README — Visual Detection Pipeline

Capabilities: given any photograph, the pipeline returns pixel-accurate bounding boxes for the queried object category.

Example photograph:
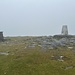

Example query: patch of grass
[0,37,75,75]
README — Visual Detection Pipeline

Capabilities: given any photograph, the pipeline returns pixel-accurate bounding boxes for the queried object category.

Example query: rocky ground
[7,35,75,46]
[1,35,75,50]
[0,36,75,75]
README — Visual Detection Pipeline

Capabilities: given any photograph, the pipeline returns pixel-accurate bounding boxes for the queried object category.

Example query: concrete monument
[53,25,73,38]
[61,25,68,35]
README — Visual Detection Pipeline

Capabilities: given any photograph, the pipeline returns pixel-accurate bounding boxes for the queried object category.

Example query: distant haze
[0,0,75,36]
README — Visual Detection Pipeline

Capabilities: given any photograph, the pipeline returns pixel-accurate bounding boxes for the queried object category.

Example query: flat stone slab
[0,52,9,55]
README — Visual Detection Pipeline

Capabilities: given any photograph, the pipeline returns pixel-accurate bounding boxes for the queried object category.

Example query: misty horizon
[0,0,75,36]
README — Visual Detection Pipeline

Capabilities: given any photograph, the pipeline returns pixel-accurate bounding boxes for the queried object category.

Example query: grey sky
[0,0,75,36]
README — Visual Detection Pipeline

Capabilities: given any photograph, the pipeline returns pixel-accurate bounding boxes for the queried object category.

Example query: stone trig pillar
[61,25,68,35]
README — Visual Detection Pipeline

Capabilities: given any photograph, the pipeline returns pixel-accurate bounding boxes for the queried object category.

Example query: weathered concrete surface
[61,25,68,35]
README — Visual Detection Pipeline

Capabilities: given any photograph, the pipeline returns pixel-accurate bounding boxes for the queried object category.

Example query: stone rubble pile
[25,36,75,49]
[1,36,75,50]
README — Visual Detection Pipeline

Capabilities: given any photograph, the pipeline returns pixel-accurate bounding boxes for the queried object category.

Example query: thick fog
[0,0,75,36]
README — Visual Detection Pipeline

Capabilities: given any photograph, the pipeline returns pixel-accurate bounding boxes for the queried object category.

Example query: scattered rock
[0,52,9,55]
[65,66,74,70]
[68,47,73,49]
[1,36,75,50]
